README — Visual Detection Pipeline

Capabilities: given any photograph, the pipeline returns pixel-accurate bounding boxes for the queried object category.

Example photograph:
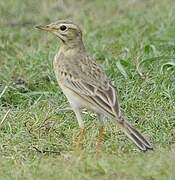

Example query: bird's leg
[96,114,105,153]
[76,127,85,149]
[73,108,85,149]
[96,126,105,153]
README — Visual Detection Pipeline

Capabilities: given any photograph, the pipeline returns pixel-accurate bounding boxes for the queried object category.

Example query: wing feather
[63,76,120,117]
[59,54,120,117]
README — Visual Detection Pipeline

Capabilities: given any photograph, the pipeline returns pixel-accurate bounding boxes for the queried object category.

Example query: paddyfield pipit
[36,20,153,151]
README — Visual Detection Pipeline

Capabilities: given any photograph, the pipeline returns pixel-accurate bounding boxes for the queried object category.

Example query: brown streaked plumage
[36,20,153,151]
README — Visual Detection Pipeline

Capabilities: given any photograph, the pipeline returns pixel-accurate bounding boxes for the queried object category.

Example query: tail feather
[118,117,153,151]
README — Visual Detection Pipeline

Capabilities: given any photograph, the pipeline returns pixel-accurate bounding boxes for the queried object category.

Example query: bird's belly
[58,82,102,114]
[59,82,82,108]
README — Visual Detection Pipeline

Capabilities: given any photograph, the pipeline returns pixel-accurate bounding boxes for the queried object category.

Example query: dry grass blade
[0,85,8,99]
[0,109,11,129]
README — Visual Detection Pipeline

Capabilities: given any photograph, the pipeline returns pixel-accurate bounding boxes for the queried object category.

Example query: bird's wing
[60,55,121,117]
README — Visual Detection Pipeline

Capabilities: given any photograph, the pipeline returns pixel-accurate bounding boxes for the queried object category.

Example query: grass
[0,0,175,179]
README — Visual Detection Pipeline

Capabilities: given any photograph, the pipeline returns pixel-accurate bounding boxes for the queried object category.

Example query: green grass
[0,0,175,179]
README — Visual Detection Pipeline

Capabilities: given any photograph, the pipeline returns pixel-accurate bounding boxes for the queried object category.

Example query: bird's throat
[60,39,85,54]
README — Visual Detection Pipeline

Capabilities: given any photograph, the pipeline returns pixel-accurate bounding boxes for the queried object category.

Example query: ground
[0,0,175,179]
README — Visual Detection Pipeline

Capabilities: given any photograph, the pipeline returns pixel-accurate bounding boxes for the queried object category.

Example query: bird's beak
[35,25,56,32]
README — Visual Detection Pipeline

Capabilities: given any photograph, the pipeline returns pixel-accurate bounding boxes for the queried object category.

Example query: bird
[36,20,153,152]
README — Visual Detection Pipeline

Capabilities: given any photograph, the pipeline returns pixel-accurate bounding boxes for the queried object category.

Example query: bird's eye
[60,25,67,31]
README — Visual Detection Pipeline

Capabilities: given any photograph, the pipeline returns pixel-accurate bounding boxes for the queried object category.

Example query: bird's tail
[117,117,153,151]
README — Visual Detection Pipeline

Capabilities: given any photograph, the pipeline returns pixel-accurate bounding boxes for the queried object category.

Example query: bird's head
[35,20,83,44]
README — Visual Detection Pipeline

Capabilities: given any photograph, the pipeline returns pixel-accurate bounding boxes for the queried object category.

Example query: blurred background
[0,0,175,179]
